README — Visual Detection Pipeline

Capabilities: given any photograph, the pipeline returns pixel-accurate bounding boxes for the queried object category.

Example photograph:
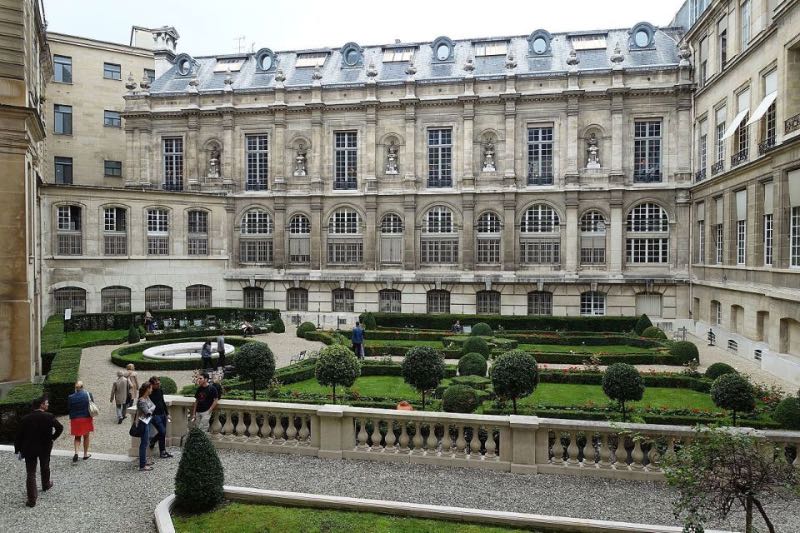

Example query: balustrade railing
[730,149,749,167]
[711,160,724,175]
[758,137,776,155]
[138,397,800,481]
[694,168,706,182]
[785,112,800,135]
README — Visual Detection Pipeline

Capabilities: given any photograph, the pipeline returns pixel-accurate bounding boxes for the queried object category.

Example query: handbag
[129,420,142,437]
[88,399,100,418]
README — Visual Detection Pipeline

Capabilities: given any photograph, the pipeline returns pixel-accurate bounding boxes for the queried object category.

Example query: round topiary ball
[641,326,667,340]
[461,336,490,357]
[157,376,177,395]
[360,312,377,330]
[470,322,492,337]
[669,341,700,364]
[705,362,737,380]
[458,352,487,377]
[296,321,317,339]
[271,315,286,333]
[442,384,480,413]
[711,373,755,424]
[773,397,800,430]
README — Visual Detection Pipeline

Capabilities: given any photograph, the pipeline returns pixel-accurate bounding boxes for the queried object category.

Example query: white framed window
[718,17,728,69]
[334,131,358,190]
[741,0,751,50]
[145,285,172,310]
[245,134,269,191]
[764,214,773,266]
[287,288,308,311]
[186,285,212,309]
[474,41,508,56]
[426,290,450,314]
[56,205,82,255]
[427,128,452,188]
[520,204,560,265]
[626,203,669,263]
[147,209,169,256]
[580,291,606,316]
[103,110,121,128]
[791,206,800,268]
[163,137,183,190]
[476,290,501,314]
[712,300,722,325]
[696,203,705,264]
[53,55,72,83]
[289,214,311,264]
[527,291,553,316]
[580,211,606,265]
[188,210,209,256]
[379,289,402,313]
[103,207,127,256]
[476,212,501,265]
[715,107,726,164]
[697,118,707,180]
[527,127,554,185]
[421,206,458,264]
[101,286,130,313]
[736,220,746,264]
[54,104,72,134]
[213,58,245,72]
[698,35,708,86]
[332,288,354,312]
[521,204,559,233]
[295,53,328,68]
[328,209,363,264]
[382,48,415,62]
[103,62,121,80]
[715,224,724,264]
[54,156,73,184]
[328,209,360,234]
[380,213,403,264]
[240,209,273,264]
[54,287,86,315]
[570,35,606,50]
[633,120,662,182]
[243,287,263,309]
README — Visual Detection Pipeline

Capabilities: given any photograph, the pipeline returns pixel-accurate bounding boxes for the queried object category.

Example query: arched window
[332,288,354,312]
[378,289,402,313]
[520,204,560,265]
[101,286,130,313]
[146,208,169,256]
[243,287,264,309]
[626,203,669,263]
[103,206,127,256]
[187,210,209,256]
[527,291,553,316]
[476,290,501,314]
[328,209,363,264]
[186,284,212,309]
[54,287,86,315]
[380,214,403,264]
[421,207,458,264]
[476,212,501,265]
[426,289,450,314]
[580,291,606,316]
[240,209,273,264]
[145,285,173,311]
[580,211,606,265]
[56,205,82,255]
[287,288,308,311]
[288,214,310,264]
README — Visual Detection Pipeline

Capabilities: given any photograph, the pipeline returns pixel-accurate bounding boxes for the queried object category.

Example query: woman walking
[67,381,94,463]
[134,382,155,472]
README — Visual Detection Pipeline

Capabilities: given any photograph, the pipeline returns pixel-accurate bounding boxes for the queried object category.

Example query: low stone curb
[0,444,132,463]
[154,487,735,533]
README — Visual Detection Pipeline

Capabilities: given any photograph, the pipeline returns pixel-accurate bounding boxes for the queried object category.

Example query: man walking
[191,372,218,432]
[147,377,173,458]
[14,396,63,507]
[352,320,365,359]
[216,334,226,370]
[109,370,128,424]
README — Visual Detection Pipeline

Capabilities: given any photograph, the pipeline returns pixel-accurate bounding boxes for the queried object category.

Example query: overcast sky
[44,0,686,56]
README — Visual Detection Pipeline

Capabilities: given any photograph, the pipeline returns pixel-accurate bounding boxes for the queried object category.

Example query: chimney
[152,26,180,78]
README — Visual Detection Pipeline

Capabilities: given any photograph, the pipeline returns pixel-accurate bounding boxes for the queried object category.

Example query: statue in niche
[586,133,601,169]
[482,137,496,172]
[385,141,399,174]
[294,143,307,176]
[208,145,221,178]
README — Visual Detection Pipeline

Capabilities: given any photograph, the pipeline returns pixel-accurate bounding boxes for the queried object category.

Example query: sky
[43,0,686,56]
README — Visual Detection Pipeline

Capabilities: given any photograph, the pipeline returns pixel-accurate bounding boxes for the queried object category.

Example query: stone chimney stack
[152,26,180,78]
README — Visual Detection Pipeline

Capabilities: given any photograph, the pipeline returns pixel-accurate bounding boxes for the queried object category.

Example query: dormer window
[570,34,606,50]
[174,53,194,76]
[432,36,454,62]
[630,22,656,49]
[383,47,415,62]
[340,43,363,67]
[296,53,328,68]
[213,57,245,73]
[474,41,507,57]
[255,48,276,72]
[528,30,552,55]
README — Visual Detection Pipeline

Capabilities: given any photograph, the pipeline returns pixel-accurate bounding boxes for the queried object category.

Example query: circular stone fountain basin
[142,342,235,361]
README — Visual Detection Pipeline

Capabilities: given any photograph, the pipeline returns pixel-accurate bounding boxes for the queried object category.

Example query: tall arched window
[146,208,169,256]
[520,204,560,265]
[287,287,308,311]
[288,214,310,264]
[145,285,173,310]
[101,286,131,312]
[240,208,273,264]
[421,206,458,264]
[380,213,403,264]
[186,284,212,308]
[476,212,501,265]
[56,205,82,255]
[580,291,606,316]
[580,210,606,265]
[527,291,553,315]
[54,287,86,315]
[426,289,450,314]
[187,210,209,256]
[103,206,127,256]
[626,203,669,263]
[476,290,501,314]
[243,287,264,309]
[328,208,362,264]
[378,289,402,313]
[332,288,354,312]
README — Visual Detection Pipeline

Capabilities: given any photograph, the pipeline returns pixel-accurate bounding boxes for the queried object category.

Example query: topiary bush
[360,312,377,330]
[315,343,360,403]
[235,341,276,400]
[641,326,667,340]
[401,346,445,411]
[271,315,286,333]
[490,349,539,414]
[711,373,755,425]
[296,321,317,339]
[442,384,480,413]
[174,427,224,513]
[773,396,800,430]
[157,376,177,395]
[705,362,737,380]
[458,352,487,377]
[127,324,140,344]
[669,341,700,364]
[461,336,490,358]
[634,314,653,336]
[470,322,492,337]
[602,363,645,422]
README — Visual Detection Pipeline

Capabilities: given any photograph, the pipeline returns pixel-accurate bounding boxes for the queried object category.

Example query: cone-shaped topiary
[641,326,667,340]
[602,363,645,422]
[442,384,480,413]
[360,312,377,330]
[705,362,737,380]
[296,321,316,338]
[271,315,285,333]
[490,349,539,414]
[458,352,488,377]
[461,336,490,357]
[773,396,800,430]
[634,314,653,335]
[158,376,177,394]
[711,373,755,426]
[669,341,700,364]
[470,322,492,337]
[235,341,276,400]
[401,346,445,411]
[127,324,140,344]
[315,343,360,403]
[174,427,224,513]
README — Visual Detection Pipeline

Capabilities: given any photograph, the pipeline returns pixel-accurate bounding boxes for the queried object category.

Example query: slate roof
[150,27,684,94]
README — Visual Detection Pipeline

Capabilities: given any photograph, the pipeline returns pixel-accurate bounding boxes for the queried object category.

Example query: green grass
[283,375,419,398]
[364,339,442,347]
[62,329,128,347]
[518,343,655,354]
[172,502,535,533]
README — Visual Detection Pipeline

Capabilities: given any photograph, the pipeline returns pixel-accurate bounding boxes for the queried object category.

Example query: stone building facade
[0,0,49,387]
[41,24,695,325]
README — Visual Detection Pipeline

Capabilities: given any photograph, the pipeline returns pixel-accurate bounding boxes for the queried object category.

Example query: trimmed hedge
[442,385,480,413]
[44,347,83,415]
[773,397,800,430]
[41,316,65,373]
[0,383,45,442]
[539,370,712,392]
[458,353,487,377]
[297,322,317,339]
[63,307,281,332]
[470,323,492,336]
[369,313,639,332]
[504,334,662,349]
[669,341,700,364]
[461,337,490,357]
[641,326,667,340]
[705,362,737,380]
[158,376,178,395]
[145,328,267,342]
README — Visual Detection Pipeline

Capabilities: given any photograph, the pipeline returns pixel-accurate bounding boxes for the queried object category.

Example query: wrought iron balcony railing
[711,160,724,176]
[730,149,749,167]
[695,168,706,182]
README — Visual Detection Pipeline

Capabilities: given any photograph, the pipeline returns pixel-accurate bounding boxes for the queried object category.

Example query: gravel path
[2,448,798,533]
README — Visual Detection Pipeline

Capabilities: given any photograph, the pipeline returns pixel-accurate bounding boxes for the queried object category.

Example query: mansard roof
[150,26,684,94]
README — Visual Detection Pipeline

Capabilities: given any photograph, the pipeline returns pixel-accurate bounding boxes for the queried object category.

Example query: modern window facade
[53,54,72,83]
[633,120,662,182]
[427,128,452,187]
[334,131,358,190]
[187,210,209,256]
[245,134,269,190]
[54,104,72,134]
[54,156,73,184]
[104,110,121,128]
[527,126,554,185]
[104,160,122,177]
[103,62,121,80]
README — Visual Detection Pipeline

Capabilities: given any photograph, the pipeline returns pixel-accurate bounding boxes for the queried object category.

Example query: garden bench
[289,350,307,365]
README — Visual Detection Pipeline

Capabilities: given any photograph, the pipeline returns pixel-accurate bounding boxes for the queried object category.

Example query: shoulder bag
[87,392,100,418]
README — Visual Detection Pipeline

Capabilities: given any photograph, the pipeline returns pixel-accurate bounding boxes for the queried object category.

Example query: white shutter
[736,190,747,221]
[636,294,662,318]
[790,169,800,207]
[697,201,705,221]
[716,197,724,222]
[763,183,774,215]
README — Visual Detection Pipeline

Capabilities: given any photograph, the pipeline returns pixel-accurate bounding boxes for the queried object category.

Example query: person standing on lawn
[147,377,173,459]
[351,321,365,359]
[14,396,63,507]
[109,370,129,424]
[216,334,226,370]
[191,372,218,432]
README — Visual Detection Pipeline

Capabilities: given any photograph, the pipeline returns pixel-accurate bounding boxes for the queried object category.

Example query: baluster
[384,420,396,452]
[647,438,660,471]
[566,431,580,466]
[209,411,223,440]
[398,422,410,452]
[663,437,676,464]
[440,424,452,455]
[272,412,285,443]
[484,426,497,459]
[262,413,274,442]
[791,442,799,468]
[613,434,627,468]
[371,418,383,451]
[551,431,564,465]
[356,417,369,450]
[285,413,298,444]
[598,433,611,468]
[467,425,480,458]
[631,438,645,470]
[411,421,424,454]
[235,411,248,442]
[582,432,594,467]
[247,411,260,441]
[425,423,438,455]
[455,425,467,458]
[298,415,310,445]
[221,411,235,440]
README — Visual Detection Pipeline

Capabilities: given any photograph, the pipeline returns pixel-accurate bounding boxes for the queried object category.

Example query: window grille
[427,128,452,187]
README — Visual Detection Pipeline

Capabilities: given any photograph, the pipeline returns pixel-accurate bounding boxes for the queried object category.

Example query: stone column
[364,104,377,192]
[139,128,152,186]
[609,194,624,275]
[502,95,517,187]
[273,197,286,269]
[272,107,286,191]
[311,106,323,193]
[461,193,474,270]
[310,198,322,270]
[364,196,377,269]
[565,194,578,273]
[461,98,475,188]
[503,192,516,270]
[403,194,416,269]
[610,90,625,183]
[675,95,692,182]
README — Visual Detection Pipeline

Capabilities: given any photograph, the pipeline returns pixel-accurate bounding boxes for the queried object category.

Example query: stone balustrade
[132,396,800,481]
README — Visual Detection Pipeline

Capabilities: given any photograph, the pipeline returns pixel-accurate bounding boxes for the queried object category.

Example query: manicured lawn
[283,375,419,398]
[172,502,534,533]
[518,343,655,354]
[62,329,128,347]
[364,339,442,347]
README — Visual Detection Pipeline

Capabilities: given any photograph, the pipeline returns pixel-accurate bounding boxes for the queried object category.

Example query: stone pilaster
[273,197,286,269]
[403,194,416,269]
[565,193,579,273]
[609,192,624,275]
[310,197,322,270]
[461,193,474,270]
[503,192,516,270]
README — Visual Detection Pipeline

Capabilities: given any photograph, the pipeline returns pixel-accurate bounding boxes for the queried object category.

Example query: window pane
[246,134,269,190]
[633,120,662,182]
[53,55,72,83]
[104,160,122,177]
[527,127,554,185]
[427,129,452,187]
[334,131,358,190]
[103,62,121,80]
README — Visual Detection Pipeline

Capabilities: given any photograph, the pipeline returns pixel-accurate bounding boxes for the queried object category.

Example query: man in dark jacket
[147,377,173,458]
[14,396,63,507]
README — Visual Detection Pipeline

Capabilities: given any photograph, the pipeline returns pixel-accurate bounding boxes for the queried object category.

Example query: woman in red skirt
[67,381,94,463]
